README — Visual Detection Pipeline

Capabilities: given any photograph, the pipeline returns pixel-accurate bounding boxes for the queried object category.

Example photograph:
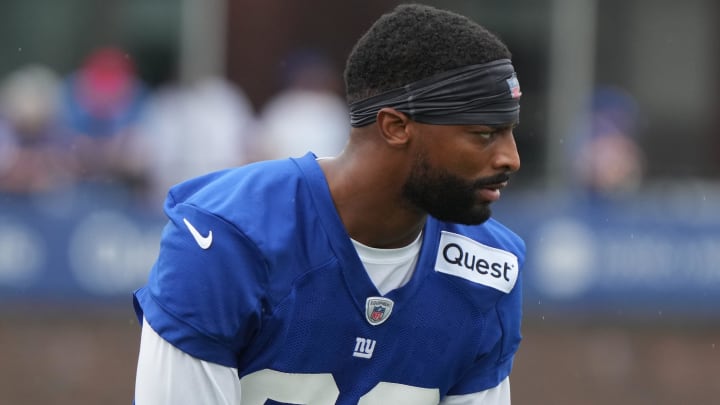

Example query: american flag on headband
[506,75,522,99]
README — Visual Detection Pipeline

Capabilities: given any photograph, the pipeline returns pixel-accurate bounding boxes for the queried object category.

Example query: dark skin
[319,107,521,249]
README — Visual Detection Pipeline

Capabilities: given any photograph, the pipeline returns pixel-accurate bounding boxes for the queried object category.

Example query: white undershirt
[134,234,511,404]
[351,231,423,295]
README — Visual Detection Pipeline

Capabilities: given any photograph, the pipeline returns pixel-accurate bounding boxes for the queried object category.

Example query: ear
[376,107,411,147]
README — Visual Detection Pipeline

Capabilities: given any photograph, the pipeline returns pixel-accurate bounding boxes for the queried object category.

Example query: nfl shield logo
[365,297,394,326]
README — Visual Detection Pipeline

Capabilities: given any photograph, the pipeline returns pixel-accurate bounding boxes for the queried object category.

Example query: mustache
[472,172,511,188]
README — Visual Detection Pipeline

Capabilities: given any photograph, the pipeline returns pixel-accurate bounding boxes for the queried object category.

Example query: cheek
[414,127,489,176]
[439,141,491,177]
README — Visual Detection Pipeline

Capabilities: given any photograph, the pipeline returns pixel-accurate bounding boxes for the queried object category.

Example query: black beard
[401,155,509,225]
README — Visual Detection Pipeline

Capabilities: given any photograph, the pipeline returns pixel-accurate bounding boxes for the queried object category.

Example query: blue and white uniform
[133,152,526,404]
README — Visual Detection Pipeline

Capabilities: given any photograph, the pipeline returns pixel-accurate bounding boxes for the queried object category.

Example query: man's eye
[474,132,494,139]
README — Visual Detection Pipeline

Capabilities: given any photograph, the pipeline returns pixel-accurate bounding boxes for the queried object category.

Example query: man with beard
[133,3,525,404]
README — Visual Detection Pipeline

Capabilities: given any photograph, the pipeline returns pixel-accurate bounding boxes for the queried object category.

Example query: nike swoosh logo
[183,218,213,249]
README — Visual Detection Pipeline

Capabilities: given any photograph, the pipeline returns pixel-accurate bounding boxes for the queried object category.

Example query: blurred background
[0,0,718,404]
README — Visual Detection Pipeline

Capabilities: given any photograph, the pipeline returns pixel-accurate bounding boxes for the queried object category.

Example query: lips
[476,181,507,203]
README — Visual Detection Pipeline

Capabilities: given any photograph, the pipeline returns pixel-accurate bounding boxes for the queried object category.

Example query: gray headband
[349,59,521,127]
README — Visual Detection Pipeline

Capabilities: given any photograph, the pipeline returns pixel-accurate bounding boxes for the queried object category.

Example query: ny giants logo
[352,337,377,359]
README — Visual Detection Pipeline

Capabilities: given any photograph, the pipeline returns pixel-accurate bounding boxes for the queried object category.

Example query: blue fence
[495,185,720,319]
[0,185,165,303]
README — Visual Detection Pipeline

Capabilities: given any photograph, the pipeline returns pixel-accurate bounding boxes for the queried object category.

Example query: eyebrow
[479,123,519,131]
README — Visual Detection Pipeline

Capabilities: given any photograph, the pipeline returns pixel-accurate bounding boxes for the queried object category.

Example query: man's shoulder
[162,156,321,231]
[161,154,332,264]
[167,157,303,212]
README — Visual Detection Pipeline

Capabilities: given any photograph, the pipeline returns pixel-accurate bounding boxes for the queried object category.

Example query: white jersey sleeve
[134,317,242,405]
[440,377,510,405]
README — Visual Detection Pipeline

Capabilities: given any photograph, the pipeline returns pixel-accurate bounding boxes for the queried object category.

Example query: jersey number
[240,369,440,405]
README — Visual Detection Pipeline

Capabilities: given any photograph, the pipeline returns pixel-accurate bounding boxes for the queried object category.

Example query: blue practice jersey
[134,152,526,404]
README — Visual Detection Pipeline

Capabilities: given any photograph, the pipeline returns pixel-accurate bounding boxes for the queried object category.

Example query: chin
[432,205,492,225]
[455,214,492,226]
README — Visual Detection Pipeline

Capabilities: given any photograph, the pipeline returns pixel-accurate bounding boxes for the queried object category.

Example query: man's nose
[492,131,521,173]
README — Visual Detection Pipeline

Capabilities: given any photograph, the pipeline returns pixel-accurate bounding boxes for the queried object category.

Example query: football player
[134,3,525,404]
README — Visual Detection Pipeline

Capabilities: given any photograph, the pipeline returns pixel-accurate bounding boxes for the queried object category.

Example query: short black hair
[344,3,511,104]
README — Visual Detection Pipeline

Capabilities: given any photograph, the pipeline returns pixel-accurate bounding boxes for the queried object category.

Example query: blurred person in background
[134,4,525,404]
[59,46,150,195]
[137,76,257,210]
[0,64,77,193]
[570,85,645,198]
[253,48,349,159]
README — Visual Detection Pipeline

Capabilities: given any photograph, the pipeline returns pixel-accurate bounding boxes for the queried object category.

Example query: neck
[319,142,426,249]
